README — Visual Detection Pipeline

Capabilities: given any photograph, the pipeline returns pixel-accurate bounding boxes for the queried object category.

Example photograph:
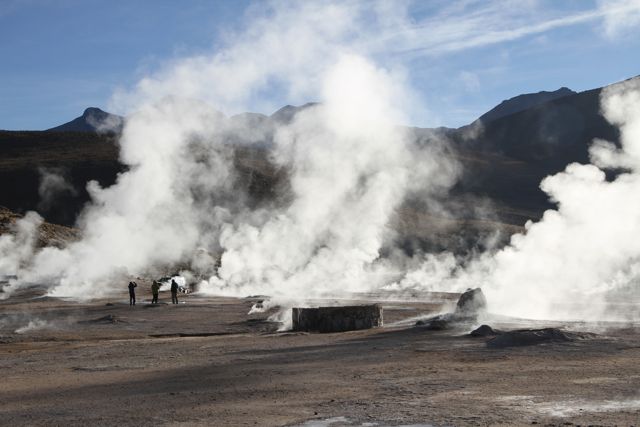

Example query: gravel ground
[1,287,639,426]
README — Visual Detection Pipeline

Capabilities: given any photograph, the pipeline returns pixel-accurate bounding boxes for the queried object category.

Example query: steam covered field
[2,286,640,426]
[2,2,640,426]
[3,2,640,324]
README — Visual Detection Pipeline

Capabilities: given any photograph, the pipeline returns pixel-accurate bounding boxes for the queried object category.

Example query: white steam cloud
[0,1,639,325]
[486,78,640,321]
[204,55,445,299]
[0,212,43,297]
[395,77,640,322]
[37,167,77,212]
[0,2,456,303]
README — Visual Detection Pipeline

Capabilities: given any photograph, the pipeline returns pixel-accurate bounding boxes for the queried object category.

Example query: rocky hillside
[0,206,77,248]
[47,107,124,133]
[1,76,636,253]
[477,87,576,124]
[0,130,122,225]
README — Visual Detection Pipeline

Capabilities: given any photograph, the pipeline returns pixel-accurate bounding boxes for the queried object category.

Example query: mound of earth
[416,288,488,330]
[455,288,487,317]
[470,324,502,337]
[415,317,450,330]
[82,314,121,324]
[0,206,77,248]
[487,328,594,348]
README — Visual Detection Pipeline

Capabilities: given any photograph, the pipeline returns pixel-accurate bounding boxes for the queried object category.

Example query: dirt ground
[1,286,639,426]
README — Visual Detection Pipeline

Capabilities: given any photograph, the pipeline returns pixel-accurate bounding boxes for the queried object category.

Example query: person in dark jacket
[151,280,160,304]
[128,281,137,306]
[170,279,179,304]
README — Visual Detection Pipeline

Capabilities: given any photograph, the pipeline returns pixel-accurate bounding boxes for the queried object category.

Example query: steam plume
[0,2,457,302]
[396,77,640,322]
[1,2,638,326]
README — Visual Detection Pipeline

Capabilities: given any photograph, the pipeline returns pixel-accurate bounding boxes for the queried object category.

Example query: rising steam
[395,77,640,322]
[0,2,456,302]
[0,2,639,325]
[204,55,446,299]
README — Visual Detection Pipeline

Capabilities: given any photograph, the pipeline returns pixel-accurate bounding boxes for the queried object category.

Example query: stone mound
[455,288,487,317]
[470,324,502,337]
[487,328,591,348]
[415,288,487,330]
[416,317,450,330]
[86,314,119,324]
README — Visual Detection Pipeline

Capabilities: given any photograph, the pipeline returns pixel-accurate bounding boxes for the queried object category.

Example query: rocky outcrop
[416,288,487,330]
[455,288,487,317]
[46,107,124,133]
[470,324,501,337]
[0,206,77,248]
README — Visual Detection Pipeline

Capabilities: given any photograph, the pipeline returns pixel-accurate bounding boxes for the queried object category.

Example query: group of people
[128,279,181,306]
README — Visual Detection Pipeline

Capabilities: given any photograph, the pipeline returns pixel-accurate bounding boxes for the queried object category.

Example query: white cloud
[599,0,640,39]
[458,71,481,92]
[1,1,460,302]
[364,0,640,58]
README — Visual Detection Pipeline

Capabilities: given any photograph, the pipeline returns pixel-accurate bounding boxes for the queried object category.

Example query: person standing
[151,280,160,304]
[170,279,179,304]
[128,281,137,306]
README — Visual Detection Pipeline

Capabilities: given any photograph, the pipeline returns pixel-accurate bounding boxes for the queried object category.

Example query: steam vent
[292,304,383,333]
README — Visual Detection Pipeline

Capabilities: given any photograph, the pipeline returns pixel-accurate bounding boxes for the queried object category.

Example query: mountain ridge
[36,86,596,135]
[46,107,124,133]
[476,87,576,124]
[0,76,637,254]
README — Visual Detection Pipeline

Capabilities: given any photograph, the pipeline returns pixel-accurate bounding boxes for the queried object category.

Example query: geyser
[395,77,640,323]
[0,2,458,304]
[0,2,638,328]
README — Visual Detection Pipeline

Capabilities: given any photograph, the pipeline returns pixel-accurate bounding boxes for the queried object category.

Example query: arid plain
[1,286,639,426]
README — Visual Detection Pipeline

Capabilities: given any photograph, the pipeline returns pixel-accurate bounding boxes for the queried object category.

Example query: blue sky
[1,0,639,130]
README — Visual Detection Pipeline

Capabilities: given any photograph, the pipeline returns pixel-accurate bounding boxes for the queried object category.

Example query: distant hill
[0,130,122,225]
[46,107,124,133]
[0,206,77,248]
[270,102,319,124]
[444,82,624,221]
[1,77,637,254]
[477,87,576,124]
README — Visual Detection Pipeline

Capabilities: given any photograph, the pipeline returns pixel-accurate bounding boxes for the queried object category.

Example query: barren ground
[1,286,639,426]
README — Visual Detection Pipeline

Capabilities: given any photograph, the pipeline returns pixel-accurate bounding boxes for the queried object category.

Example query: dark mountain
[0,130,122,225]
[444,82,624,225]
[270,102,319,124]
[46,107,124,133]
[230,112,269,127]
[477,87,576,124]
[461,87,617,162]
[0,77,635,253]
